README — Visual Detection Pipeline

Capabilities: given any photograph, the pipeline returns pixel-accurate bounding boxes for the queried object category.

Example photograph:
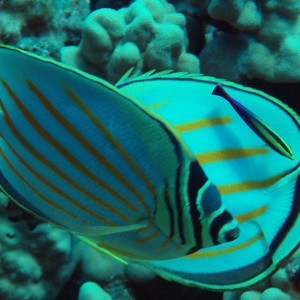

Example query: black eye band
[209,210,233,245]
[186,161,208,249]
[187,160,207,202]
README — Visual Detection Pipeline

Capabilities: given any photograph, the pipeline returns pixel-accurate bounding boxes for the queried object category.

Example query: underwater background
[0,0,300,299]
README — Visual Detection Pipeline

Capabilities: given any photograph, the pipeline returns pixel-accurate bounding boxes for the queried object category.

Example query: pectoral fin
[72,219,148,236]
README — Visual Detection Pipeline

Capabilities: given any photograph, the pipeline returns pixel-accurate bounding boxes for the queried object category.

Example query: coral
[0,193,79,300]
[189,0,300,83]
[78,243,156,299]
[223,248,300,300]
[61,0,200,82]
[284,249,300,294]
[79,243,125,282]
[78,282,112,300]
[224,288,291,300]
[0,0,89,59]
[125,264,156,283]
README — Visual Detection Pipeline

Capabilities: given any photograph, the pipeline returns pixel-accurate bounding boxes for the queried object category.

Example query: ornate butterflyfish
[1,44,299,291]
[0,44,239,264]
[117,70,300,290]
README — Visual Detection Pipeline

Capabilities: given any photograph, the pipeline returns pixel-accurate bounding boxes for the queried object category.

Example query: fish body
[0,45,238,261]
[0,44,299,290]
[117,70,300,290]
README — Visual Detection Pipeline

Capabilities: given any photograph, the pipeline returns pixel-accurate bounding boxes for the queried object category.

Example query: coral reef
[0,1,300,299]
[77,243,157,299]
[188,0,300,83]
[0,0,89,58]
[0,193,79,300]
[61,0,200,82]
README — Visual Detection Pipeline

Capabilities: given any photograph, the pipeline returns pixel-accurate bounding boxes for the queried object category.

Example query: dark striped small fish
[212,84,294,160]
[0,44,238,264]
[117,70,300,290]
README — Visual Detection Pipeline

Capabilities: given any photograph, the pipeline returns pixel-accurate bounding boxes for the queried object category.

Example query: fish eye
[223,226,240,242]
[217,219,240,244]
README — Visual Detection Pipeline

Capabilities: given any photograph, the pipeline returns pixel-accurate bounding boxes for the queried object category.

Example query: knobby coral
[62,0,200,82]
[0,193,79,300]
[188,0,300,83]
[0,0,89,59]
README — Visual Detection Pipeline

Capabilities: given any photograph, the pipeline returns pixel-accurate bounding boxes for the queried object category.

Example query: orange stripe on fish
[136,227,161,244]
[0,80,131,223]
[159,235,174,249]
[236,205,269,223]
[1,135,117,226]
[186,233,264,259]
[218,171,291,195]
[63,86,155,216]
[1,149,77,219]
[26,79,140,214]
[197,148,270,164]
[137,218,155,232]
[175,117,232,133]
